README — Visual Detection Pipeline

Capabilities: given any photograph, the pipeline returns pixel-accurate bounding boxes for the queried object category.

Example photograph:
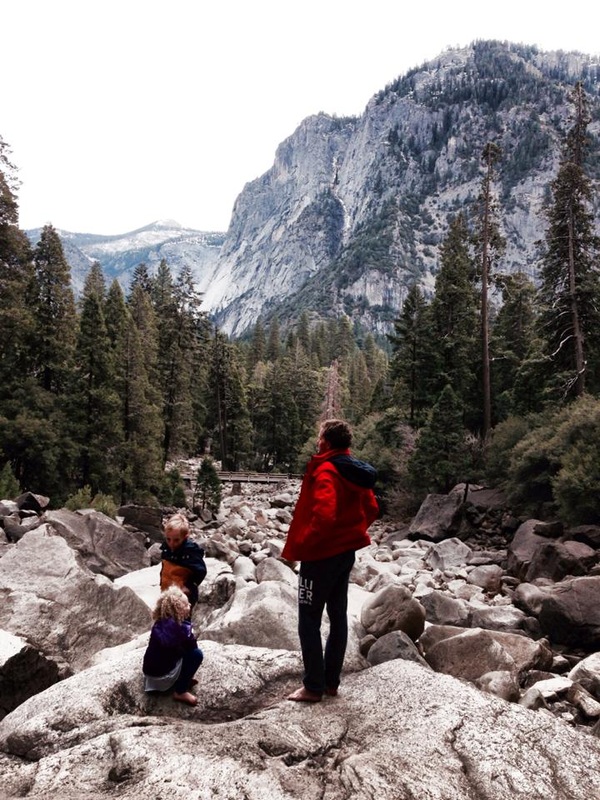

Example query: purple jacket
[142,617,197,677]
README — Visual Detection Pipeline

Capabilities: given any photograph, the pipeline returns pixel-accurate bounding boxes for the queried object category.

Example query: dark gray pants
[298,550,355,694]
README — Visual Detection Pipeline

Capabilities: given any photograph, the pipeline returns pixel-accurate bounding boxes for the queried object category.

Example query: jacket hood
[328,454,377,488]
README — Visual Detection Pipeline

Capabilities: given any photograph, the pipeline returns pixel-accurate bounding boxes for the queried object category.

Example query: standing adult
[282,419,379,702]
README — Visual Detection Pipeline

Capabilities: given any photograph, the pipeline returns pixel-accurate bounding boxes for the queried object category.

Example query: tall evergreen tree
[247,319,267,371]
[408,384,470,494]
[7,224,79,498]
[152,259,182,463]
[172,264,210,458]
[389,283,432,426]
[31,225,77,393]
[207,331,252,469]
[474,142,505,438]
[0,154,35,493]
[490,272,536,419]
[120,283,163,502]
[71,262,122,495]
[128,262,153,298]
[429,215,479,427]
[297,311,311,355]
[310,322,330,367]
[536,82,600,400]
[266,318,281,362]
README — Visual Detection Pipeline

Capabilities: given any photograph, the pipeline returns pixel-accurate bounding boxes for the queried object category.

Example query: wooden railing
[216,471,301,483]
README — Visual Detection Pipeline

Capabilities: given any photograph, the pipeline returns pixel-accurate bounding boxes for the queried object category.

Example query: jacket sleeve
[181,620,198,650]
[186,544,207,586]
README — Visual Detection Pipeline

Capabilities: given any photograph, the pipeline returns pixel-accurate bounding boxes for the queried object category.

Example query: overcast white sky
[2,0,599,235]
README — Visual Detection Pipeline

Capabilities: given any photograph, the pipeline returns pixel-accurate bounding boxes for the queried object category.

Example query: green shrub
[506,395,600,523]
[91,492,118,518]
[485,415,535,485]
[65,485,93,511]
[64,485,117,517]
[157,468,188,508]
[0,462,20,500]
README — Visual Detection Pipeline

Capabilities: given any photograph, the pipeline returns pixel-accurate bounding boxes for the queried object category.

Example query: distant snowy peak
[150,219,183,230]
[26,220,226,297]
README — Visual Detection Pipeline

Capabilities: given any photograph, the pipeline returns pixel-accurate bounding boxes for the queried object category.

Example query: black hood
[328,454,377,488]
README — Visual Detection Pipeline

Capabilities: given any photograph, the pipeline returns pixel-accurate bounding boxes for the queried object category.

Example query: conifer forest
[1,81,600,525]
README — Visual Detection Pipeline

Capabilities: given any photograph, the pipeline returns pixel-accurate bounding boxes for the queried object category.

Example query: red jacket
[282,448,379,562]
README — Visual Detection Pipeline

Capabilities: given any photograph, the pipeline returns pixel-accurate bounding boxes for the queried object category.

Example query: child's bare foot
[173,691,197,706]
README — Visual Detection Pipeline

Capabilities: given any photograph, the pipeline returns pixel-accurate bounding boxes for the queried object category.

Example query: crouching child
[143,585,203,706]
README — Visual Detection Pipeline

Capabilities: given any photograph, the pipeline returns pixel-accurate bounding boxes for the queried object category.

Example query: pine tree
[153,259,184,463]
[389,283,432,426]
[474,142,505,438]
[120,284,163,502]
[347,349,371,422]
[363,333,388,389]
[247,319,267,371]
[408,384,470,494]
[31,224,77,394]
[429,215,479,427]
[264,354,302,469]
[490,272,536,419]
[128,262,153,298]
[297,311,311,355]
[194,457,222,514]
[71,262,122,495]
[333,315,354,362]
[173,265,211,457]
[0,137,35,412]
[310,322,330,367]
[536,82,600,400]
[207,331,252,469]
[7,224,79,498]
[266,318,281,362]
[323,359,344,419]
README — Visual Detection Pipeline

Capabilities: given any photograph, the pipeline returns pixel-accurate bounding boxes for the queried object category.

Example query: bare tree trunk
[568,204,586,395]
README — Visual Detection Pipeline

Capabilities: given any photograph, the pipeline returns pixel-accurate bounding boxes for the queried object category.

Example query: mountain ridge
[26,220,225,296]
[30,40,600,333]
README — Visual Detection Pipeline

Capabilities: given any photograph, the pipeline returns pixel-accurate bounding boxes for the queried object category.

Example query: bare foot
[173,691,197,706]
[287,686,322,702]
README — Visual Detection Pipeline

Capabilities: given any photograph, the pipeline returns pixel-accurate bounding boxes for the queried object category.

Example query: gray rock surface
[360,583,425,641]
[0,630,60,719]
[0,526,152,673]
[43,508,150,578]
[537,575,600,648]
[408,492,464,541]
[2,655,600,799]
[366,629,429,668]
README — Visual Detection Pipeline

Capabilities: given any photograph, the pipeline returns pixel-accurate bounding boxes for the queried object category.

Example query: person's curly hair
[152,585,190,623]
[320,418,352,449]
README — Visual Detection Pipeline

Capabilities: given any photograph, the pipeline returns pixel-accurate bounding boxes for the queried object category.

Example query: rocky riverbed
[2,480,600,798]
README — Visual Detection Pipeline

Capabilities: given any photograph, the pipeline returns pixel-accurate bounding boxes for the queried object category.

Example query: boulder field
[2,481,600,798]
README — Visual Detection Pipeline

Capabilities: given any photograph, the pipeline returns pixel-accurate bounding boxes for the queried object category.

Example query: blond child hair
[164,512,190,536]
[152,585,190,624]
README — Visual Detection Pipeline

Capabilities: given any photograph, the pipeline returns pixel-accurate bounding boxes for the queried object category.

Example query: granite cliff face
[202,41,600,335]
[36,42,600,337]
